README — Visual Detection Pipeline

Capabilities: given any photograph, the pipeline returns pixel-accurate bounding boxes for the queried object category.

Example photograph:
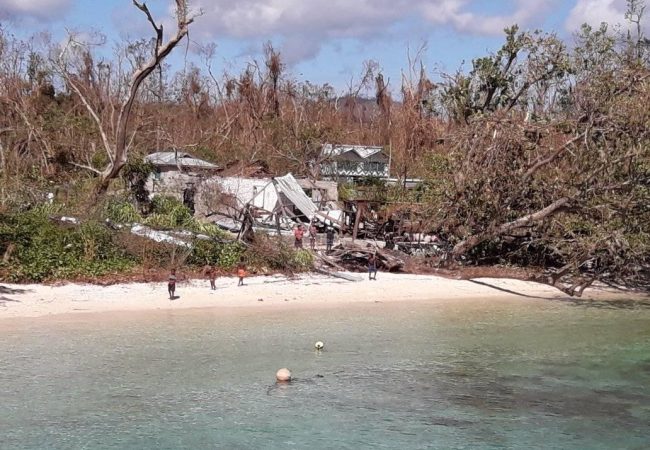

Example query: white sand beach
[1,273,644,320]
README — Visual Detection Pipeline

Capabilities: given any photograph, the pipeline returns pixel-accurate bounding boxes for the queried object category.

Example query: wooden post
[352,201,364,241]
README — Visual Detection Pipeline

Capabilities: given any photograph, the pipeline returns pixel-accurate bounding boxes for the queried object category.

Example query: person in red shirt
[237,259,247,286]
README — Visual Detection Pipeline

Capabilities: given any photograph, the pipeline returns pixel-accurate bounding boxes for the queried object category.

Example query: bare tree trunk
[60,0,198,197]
[452,197,571,257]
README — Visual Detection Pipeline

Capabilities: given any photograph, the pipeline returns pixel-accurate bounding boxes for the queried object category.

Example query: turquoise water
[1,297,649,449]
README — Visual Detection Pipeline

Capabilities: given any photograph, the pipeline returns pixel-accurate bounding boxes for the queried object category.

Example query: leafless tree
[55,0,199,195]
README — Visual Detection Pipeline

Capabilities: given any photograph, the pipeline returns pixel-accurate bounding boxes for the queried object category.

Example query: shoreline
[0,273,646,321]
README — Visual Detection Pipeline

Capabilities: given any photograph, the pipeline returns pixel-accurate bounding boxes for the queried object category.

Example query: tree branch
[523,131,586,180]
[65,76,115,164]
[453,197,571,256]
[70,161,103,175]
[133,1,163,52]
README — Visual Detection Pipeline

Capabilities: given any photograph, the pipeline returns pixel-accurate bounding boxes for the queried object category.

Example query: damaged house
[197,174,342,235]
[144,151,220,213]
[143,151,340,234]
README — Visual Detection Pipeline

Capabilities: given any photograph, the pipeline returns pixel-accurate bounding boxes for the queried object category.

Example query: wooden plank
[314,267,363,282]
[316,253,347,272]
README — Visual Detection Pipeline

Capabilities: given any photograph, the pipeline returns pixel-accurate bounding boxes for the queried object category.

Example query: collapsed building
[143,151,342,236]
[142,146,438,253]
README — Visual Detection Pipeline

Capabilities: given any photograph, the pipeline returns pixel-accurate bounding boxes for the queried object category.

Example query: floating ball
[315,341,324,350]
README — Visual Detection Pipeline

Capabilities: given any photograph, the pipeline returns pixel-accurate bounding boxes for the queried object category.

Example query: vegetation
[0,207,134,282]
[0,1,648,294]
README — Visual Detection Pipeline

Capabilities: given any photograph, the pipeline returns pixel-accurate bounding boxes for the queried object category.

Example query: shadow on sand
[468,279,557,300]
[0,285,31,305]
[0,286,30,295]
[468,279,650,310]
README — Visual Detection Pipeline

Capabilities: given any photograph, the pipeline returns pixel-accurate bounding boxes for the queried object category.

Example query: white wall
[148,171,336,218]
[202,177,278,211]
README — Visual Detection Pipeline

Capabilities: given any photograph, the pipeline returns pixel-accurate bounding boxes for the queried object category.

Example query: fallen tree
[422,19,650,296]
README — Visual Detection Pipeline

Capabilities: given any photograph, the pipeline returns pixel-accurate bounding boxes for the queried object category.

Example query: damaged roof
[321,144,386,160]
[144,151,219,170]
[274,173,318,219]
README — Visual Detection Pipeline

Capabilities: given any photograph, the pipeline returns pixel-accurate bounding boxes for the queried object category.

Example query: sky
[0,0,641,91]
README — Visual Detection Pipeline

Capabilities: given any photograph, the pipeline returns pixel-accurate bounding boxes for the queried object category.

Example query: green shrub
[219,242,245,268]
[144,195,227,238]
[147,196,193,228]
[292,249,314,270]
[244,235,314,273]
[142,213,178,230]
[0,208,134,282]
[187,239,245,269]
[105,198,142,223]
[188,220,226,238]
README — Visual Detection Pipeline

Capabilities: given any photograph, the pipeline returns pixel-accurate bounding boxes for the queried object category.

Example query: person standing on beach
[326,227,335,253]
[237,259,247,286]
[168,268,177,299]
[294,224,305,249]
[367,254,378,281]
[309,221,318,251]
[204,264,217,290]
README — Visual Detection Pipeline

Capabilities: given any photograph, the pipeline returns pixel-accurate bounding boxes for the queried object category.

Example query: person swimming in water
[265,374,324,395]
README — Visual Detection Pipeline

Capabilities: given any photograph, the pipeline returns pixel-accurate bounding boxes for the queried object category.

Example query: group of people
[166,221,380,299]
[293,222,337,253]
[291,220,379,281]
[167,259,248,299]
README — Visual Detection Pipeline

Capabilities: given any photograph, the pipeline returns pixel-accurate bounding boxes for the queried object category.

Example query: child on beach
[293,224,304,249]
[168,268,177,299]
[237,260,247,286]
[367,254,378,281]
[204,264,217,290]
[309,222,318,251]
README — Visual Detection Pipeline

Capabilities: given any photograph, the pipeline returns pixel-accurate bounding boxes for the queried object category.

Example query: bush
[292,249,314,270]
[105,198,142,223]
[0,208,134,282]
[143,195,227,238]
[155,196,193,226]
[244,234,314,273]
[187,239,245,269]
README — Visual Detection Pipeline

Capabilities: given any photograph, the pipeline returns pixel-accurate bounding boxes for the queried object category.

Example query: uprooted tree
[423,12,649,295]
[54,0,198,195]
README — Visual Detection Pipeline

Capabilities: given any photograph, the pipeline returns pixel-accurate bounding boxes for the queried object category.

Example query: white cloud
[0,0,72,21]
[188,0,556,62]
[565,0,634,31]
[421,0,555,35]
[189,0,410,40]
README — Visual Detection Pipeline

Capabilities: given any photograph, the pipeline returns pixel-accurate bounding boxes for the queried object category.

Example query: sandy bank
[0,273,644,320]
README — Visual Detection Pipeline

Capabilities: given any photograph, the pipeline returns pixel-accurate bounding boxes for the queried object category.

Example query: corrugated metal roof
[144,151,219,169]
[322,144,385,160]
[273,173,318,219]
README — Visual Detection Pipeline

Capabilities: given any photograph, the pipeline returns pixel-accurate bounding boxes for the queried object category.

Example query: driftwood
[313,253,364,281]
[314,267,363,282]
[322,242,405,272]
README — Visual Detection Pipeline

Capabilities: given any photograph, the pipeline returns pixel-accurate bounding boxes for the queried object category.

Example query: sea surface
[1,295,649,449]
